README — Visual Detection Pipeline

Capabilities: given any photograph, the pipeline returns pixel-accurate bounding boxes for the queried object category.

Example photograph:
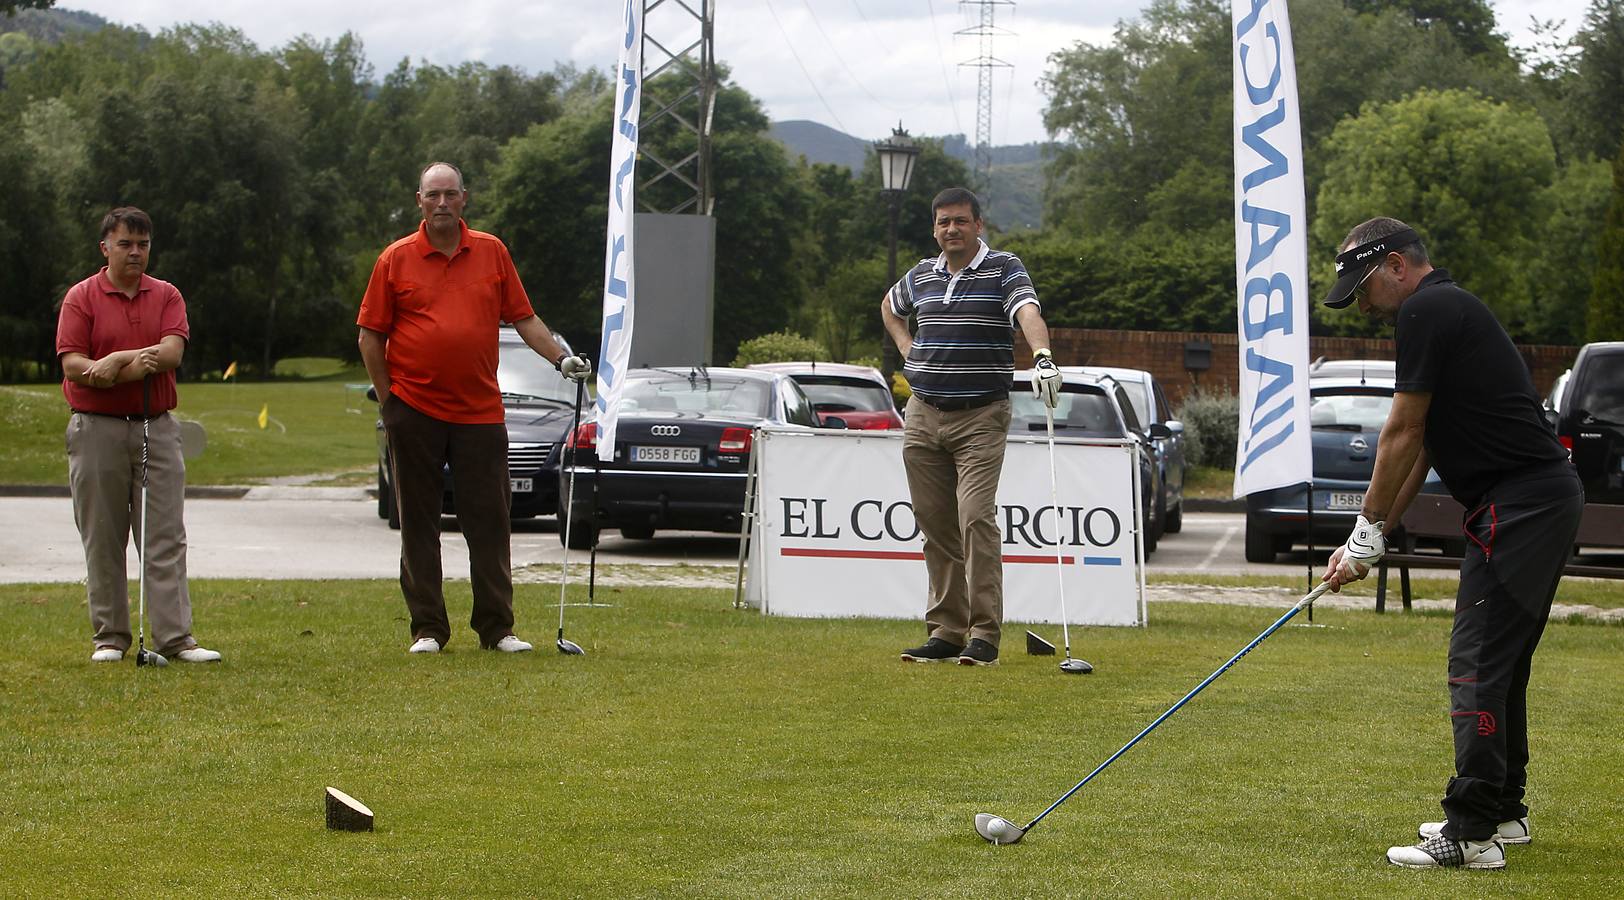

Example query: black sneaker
[901,637,964,662]
[958,638,999,666]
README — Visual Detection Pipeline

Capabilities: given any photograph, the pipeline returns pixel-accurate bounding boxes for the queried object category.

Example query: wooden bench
[1374,495,1624,612]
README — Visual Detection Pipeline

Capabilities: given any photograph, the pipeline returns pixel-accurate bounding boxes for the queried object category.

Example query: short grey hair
[418,161,466,192]
[1342,216,1428,265]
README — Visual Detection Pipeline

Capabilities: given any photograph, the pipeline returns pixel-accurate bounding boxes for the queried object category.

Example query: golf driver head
[974,813,1027,845]
[1060,657,1093,675]
[135,649,167,668]
[556,637,585,656]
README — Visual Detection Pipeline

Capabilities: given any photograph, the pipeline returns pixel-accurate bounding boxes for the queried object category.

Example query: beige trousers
[66,411,195,654]
[902,397,1010,648]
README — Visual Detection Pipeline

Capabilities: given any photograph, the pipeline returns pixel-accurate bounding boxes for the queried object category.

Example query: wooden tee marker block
[1025,631,1056,656]
[325,786,374,832]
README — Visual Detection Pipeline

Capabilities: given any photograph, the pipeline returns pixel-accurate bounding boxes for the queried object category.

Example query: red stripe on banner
[780,548,1075,564]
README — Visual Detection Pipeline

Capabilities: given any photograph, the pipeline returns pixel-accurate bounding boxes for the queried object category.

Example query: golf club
[974,580,1334,845]
[555,374,587,656]
[1043,404,1091,675]
[134,377,166,668]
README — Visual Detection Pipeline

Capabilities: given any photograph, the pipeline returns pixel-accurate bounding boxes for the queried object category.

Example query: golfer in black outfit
[1319,217,1583,871]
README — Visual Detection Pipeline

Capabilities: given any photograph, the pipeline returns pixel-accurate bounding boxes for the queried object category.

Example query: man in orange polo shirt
[358,162,589,655]
[55,206,221,664]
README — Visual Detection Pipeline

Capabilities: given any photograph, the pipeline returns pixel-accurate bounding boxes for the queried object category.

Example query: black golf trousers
[382,394,516,648]
[1440,462,1584,841]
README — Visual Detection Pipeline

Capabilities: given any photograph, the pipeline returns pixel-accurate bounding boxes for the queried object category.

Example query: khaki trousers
[902,397,1010,648]
[381,395,515,648]
[66,411,195,654]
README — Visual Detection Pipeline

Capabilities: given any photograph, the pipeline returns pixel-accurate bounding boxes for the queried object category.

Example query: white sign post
[744,428,1146,627]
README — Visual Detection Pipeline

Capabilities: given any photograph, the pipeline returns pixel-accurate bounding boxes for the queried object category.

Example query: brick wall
[1016,328,1579,409]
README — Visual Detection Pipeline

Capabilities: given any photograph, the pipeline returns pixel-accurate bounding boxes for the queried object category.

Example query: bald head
[418,162,464,193]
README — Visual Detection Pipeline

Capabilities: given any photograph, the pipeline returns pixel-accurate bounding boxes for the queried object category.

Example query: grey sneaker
[90,646,124,663]
[1419,816,1529,845]
[901,637,963,662]
[1387,834,1505,869]
[958,638,999,666]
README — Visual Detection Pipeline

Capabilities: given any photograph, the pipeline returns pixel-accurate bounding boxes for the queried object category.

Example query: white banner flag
[595,0,643,461]
[1231,0,1312,498]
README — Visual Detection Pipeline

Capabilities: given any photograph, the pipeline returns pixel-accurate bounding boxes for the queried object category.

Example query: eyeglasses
[1351,263,1380,305]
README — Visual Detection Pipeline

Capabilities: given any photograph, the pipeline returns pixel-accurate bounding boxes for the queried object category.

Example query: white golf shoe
[1387,834,1505,869]
[408,637,442,654]
[1419,816,1530,845]
[490,635,533,653]
[174,646,222,663]
[90,646,124,663]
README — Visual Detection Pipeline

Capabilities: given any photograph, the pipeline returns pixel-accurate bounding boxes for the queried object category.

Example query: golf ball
[987,818,1007,838]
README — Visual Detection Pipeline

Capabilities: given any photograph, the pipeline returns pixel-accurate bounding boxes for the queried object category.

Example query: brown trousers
[901,397,1010,648]
[381,395,515,647]
[66,411,196,654]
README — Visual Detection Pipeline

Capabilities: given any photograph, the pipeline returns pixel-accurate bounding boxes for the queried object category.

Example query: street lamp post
[875,125,920,382]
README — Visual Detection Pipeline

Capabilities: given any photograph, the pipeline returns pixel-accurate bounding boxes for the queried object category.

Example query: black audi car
[556,367,831,548]
[375,328,576,528]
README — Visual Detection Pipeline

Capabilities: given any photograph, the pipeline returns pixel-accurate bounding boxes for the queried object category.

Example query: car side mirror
[366,386,379,403]
[1166,419,1184,434]
[822,416,849,430]
[1147,423,1173,440]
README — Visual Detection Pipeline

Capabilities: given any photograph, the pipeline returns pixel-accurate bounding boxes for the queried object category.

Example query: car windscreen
[498,344,573,403]
[1310,390,1392,431]
[1010,387,1125,436]
[623,376,771,417]
[1572,353,1624,422]
[793,376,893,412]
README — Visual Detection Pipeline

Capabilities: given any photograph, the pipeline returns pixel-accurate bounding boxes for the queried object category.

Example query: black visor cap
[1323,227,1420,309]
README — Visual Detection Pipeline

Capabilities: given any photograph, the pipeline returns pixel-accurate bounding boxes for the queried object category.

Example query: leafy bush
[1176,385,1238,470]
[730,331,828,367]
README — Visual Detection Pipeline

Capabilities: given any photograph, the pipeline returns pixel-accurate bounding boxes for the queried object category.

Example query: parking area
[0,492,1321,582]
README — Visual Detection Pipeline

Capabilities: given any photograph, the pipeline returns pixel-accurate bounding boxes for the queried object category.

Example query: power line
[762,0,864,142]
[925,0,966,137]
[798,0,906,115]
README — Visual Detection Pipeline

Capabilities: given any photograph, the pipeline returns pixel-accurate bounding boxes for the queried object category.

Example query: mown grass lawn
[2,373,378,486]
[3,581,1620,897]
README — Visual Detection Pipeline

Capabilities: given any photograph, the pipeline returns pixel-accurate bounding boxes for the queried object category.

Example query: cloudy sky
[64,1,1592,146]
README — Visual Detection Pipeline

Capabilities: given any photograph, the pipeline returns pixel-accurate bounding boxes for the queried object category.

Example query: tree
[1530,158,1613,344]
[1568,0,1624,163]
[1312,89,1558,336]
[1344,0,1507,57]
[0,1,53,15]
[1590,142,1624,341]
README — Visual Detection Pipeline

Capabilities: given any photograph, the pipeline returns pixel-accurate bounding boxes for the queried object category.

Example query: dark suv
[374,328,577,528]
[1551,341,1624,506]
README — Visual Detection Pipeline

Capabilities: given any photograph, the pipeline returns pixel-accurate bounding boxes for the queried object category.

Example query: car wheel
[619,525,655,540]
[376,464,388,520]
[1164,501,1183,534]
[1244,523,1275,563]
[380,464,400,530]
[558,507,598,550]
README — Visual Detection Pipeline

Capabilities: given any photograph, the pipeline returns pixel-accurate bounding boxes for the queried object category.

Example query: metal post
[881,194,902,381]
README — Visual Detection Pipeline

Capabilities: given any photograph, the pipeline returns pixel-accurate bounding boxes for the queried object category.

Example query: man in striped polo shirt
[881,187,1062,666]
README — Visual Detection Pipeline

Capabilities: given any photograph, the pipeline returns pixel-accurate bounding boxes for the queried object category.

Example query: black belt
[73,409,162,421]
[914,392,1006,412]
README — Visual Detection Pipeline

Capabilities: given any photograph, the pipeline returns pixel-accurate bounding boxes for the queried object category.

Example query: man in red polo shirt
[358,162,589,655]
[55,207,221,664]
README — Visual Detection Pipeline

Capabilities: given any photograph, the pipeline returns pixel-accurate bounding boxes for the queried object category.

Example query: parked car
[374,328,576,529]
[1550,341,1624,506]
[1244,363,1394,562]
[557,367,833,548]
[1009,370,1167,553]
[1070,365,1186,533]
[747,361,904,430]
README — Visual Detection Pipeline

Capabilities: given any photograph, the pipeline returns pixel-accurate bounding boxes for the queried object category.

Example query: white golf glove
[1031,349,1062,409]
[1333,514,1386,583]
[558,354,592,382]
